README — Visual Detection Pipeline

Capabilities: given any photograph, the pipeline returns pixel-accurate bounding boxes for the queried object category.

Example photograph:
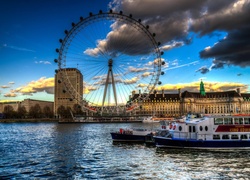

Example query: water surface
[0,122,249,179]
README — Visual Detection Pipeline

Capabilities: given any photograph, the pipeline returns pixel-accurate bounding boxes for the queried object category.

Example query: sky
[1,0,250,104]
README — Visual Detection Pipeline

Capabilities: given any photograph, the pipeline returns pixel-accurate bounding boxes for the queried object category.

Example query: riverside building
[132,82,250,117]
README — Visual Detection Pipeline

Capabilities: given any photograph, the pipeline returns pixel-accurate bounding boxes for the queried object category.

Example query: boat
[111,128,154,142]
[142,116,175,123]
[153,114,250,150]
[142,116,160,123]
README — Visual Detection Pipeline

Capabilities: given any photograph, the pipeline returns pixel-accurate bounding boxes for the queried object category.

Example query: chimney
[162,89,164,98]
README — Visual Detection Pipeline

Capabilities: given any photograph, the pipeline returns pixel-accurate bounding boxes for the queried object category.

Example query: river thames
[0,122,250,179]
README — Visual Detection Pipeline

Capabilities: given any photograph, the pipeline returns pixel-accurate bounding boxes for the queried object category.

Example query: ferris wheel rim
[56,10,162,114]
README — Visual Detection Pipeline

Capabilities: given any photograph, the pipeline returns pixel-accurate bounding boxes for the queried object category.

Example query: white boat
[154,114,250,150]
[143,117,160,123]
[143,117,175,123]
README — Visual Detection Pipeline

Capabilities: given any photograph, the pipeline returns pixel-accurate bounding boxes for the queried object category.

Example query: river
[0,122,249,179]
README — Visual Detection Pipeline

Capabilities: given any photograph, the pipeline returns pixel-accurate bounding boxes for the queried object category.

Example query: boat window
[214,118,223,125]
[228,118,233,124]
[178,126,182,131]
[224,118,229,124]
[189,126,192,133]
[241,134,248,139]
[231,134,239,139]
[193,126,196,132]
[213,134,220,140]
[234,118,239,124]
[222,135,230,139]
[239,118,243,124]
[199,126,203,131]
[205,126,208,131]
[244,118,250,124]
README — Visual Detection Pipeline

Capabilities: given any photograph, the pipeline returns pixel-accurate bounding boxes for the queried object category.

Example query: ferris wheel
[55,10,164,115]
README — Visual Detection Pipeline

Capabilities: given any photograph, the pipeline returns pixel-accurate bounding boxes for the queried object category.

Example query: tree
[73,104,83,114]
[29,104,42,118]
[43,106,53,118]
[17,106,27,118]
[57,105,66,118]
[3,105,14,119]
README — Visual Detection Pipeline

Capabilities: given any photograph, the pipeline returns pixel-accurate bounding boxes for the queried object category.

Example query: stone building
[132,82,250,117]
[0,99,53,113]
[54,68,83,116]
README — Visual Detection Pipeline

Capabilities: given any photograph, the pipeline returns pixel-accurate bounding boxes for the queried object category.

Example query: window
[231,134,239,139]
[205,126,208,131]
[213,135,220,140]
[199,126,203,131]
[234,118,239,124]
[214,118,223,125]
[239,118,244,124]
[178,126,182,131]
[241,135,248,139]
[224,118,229,124]
[222,135,230,139]
[193,126,196,132]
[189,126,192,133]
[244,118,250,124]
[228,118,233,124]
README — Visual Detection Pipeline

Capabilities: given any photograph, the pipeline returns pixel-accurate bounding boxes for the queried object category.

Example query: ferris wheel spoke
[56,11,162,115]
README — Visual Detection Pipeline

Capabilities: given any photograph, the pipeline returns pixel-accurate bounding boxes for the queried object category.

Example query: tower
[54,68,83,117]
[200,80,206,96]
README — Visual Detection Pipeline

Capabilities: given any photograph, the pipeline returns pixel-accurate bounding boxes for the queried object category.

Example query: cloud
[196,66,210,74]
[155,81,248,93]
[4,93,17,97]
[108,0,250,71]
[2,44,35,52]
[164,61,199,71]
[128,66,149,73]
[35,61,51,65]
[13,77,54,95]
[8,82,15,85]
[123,77,140,85]
[200,25,250,68]
[161,41,184,51]
[1,85,10,89]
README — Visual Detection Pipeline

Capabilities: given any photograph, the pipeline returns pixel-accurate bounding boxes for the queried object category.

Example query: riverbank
[0,118,58,123]
[0,118,142,123]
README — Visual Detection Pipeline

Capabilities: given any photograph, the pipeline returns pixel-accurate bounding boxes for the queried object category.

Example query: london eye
[55,10,163,115]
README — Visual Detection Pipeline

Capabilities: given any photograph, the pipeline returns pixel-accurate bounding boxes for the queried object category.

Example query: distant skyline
[1,0,250,103]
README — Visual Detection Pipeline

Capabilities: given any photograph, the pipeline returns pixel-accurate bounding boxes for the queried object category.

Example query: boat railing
[173,132,211,140]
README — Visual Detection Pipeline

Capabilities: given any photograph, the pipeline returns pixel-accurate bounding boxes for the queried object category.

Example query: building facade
[132,88,250,117]
[0,99,53,113]
[54,68,83,116]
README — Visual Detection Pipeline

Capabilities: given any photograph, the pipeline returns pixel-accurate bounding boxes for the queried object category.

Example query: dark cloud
[108,0,250,71]
[200,25,250,68]
[196,66,210,74]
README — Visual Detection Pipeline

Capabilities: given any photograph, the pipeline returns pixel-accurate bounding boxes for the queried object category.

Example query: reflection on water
[0,122,250,179]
